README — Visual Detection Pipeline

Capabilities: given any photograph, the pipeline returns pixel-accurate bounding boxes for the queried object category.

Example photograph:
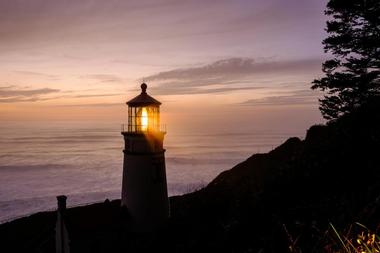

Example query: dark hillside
[1,99,379,252]
[168,99,380,252]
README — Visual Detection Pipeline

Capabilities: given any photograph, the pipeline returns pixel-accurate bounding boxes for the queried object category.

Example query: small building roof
[126,83,161,107]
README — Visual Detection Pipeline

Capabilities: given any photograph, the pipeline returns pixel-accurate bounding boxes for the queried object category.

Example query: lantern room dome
[126,83,161,107]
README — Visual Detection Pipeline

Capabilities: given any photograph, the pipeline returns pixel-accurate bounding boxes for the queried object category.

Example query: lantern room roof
[126,83,161,107]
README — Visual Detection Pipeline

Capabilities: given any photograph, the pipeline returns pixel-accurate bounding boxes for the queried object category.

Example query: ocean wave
[166,157,241,165]
[0,164,70,171]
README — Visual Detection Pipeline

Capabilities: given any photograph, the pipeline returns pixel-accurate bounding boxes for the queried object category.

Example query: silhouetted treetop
[312,0,380,120]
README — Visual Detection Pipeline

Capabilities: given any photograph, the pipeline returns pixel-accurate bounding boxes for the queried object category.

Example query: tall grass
[283,222,380,253]
[326,223,380,253]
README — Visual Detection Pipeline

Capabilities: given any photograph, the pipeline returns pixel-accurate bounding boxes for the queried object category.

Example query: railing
[121,124,166,133]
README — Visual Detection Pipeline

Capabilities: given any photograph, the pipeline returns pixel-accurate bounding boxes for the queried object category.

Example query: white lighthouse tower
[121,83,169,231]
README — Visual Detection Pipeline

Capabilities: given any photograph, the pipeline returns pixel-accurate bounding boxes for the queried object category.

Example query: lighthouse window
[127,105,160,132]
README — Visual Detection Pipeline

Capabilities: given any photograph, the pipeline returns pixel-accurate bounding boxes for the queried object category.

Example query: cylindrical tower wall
[121,132,169,232]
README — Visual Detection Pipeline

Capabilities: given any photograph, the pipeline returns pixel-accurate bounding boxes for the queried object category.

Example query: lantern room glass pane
[128,105,160,132]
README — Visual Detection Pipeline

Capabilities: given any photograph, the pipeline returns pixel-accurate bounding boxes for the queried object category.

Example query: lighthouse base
[121,150,169,232]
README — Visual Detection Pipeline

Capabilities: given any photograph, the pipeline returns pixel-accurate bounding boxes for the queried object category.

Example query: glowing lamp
[141,107,148,131]
[126,83,161,132]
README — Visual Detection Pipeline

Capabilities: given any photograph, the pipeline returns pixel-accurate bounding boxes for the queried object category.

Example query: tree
[312,0,380,120]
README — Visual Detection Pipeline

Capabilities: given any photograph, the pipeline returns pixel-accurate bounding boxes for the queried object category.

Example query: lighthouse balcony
[121,123,166,134]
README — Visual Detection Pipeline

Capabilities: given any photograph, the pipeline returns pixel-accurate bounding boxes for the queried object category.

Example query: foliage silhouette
[312,0,380,120]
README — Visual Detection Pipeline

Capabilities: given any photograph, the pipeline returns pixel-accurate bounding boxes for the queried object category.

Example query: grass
[283,222,380,253]
[326,223,380,253]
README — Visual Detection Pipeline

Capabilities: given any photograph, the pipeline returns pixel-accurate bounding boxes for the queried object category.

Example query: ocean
[0,121,304,223]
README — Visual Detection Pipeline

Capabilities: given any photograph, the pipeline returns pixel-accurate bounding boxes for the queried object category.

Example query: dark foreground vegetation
[1,99,379,253]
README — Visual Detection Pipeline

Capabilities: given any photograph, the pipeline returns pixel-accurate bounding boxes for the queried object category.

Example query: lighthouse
[121,83,169,231]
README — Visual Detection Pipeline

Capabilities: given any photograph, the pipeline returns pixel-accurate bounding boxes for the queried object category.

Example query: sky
[0,0,328,133]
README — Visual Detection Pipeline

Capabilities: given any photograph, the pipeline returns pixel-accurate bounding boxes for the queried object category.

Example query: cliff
[1,100,379,252]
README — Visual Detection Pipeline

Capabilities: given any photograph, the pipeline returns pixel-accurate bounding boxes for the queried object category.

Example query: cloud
[240,89,320,107]
[55,102,122,107]
[147,58,321,82]
[0,97,44,103]
[0,86,60,103]
[81,74,123,83]
[0,85,123,103]
[0,0,326,48]
[152,85,263,95]
[0,86,59,97]
[70,93,121,98]
[14,71,57,78]
[143,57,322,95]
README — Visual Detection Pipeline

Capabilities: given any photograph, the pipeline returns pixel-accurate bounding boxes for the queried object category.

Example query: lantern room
[125,83,162,133]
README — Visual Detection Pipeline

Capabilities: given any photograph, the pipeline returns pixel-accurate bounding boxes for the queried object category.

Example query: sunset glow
[0,0,329,222]
[0,0,327,132]
[1,1,379,251]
